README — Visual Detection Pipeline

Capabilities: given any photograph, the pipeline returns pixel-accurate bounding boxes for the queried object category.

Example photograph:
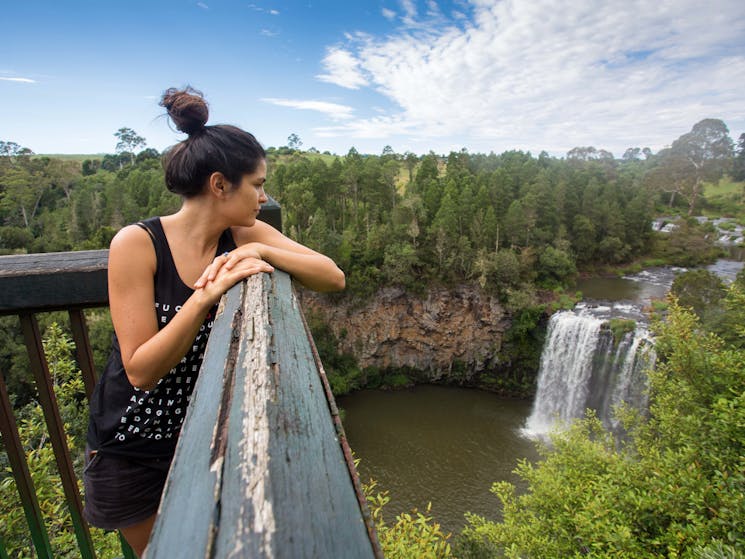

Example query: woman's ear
[208,172,229,197]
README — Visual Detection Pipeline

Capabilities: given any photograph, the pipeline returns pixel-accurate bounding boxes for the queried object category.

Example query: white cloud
[400,0,417,21]
[247,4,278,15]
[0,77,36,83]
[426,1,441,19]
[313,0,745,155]
[196,2,208,9]
[316,47,368,89]
[261,98,355,120]
[261,29,278,37]
[315,115,416,139]
[382,8,396,21]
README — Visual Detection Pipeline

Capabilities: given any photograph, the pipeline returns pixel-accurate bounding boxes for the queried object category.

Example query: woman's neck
[163,199,228,255]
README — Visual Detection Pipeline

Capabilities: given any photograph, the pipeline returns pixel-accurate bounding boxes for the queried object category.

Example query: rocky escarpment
[297,284,511,380]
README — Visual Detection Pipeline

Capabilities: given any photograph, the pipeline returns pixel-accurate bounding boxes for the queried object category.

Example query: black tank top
[86,217,237,459]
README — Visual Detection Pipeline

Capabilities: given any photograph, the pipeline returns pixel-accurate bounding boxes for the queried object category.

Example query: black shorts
[82,447,172,531]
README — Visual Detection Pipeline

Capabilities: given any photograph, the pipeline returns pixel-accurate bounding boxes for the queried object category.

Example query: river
[338,385,539,534]
[575,258,743,305]
[339,258,743,536]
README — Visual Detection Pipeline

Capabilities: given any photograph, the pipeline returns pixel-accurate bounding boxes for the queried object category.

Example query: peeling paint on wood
[146,272,379,558]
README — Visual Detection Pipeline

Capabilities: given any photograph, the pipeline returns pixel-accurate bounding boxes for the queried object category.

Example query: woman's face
[228,158,268,226]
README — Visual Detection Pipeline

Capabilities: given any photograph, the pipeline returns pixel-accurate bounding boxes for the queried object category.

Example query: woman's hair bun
[160,86,209,135]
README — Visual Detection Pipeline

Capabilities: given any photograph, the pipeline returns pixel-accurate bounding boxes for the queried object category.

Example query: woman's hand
[232,222,345,292]
[193,243,273,292]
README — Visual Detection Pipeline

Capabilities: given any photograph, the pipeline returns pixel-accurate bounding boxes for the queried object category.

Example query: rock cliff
[297,284,511,380]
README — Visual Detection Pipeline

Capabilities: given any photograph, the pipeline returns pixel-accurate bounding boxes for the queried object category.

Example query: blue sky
[2,0,744,157]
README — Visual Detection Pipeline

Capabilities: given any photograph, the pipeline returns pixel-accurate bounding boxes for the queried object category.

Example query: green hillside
[703,176,745,219]
[36,153,106,162]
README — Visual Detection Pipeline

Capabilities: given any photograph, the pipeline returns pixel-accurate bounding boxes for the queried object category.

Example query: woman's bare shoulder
[108,224,156,273]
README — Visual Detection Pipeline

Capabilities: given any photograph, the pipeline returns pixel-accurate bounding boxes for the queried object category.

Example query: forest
[2,119,743,399]
[0,118,744,557]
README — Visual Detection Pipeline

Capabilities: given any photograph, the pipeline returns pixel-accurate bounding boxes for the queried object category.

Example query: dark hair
[159,86,266,197]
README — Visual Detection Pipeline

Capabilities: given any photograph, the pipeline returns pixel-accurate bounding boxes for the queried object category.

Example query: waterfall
[524,308,655,437]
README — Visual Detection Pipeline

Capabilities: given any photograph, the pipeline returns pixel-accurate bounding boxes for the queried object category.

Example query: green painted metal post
[118,532,136,559]
[68,309,99,400]
[0,369,53,559]
[0,535,10,559]
[19,313,97,559]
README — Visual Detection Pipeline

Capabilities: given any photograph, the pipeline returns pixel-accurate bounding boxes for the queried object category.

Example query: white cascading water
[524,308,655,437]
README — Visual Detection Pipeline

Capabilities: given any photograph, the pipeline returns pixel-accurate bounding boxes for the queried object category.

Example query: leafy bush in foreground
[364,478,452,559]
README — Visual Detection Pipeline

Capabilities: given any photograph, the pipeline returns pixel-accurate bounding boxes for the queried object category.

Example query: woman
[83,86,345,556]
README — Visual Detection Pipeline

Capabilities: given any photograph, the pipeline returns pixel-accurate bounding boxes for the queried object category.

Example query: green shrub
[549,288,581,312]
[386,373,414,390]
[607,318,636,343]
[304,309,362,396]
[364,479,451,558]
[693,541,743,559]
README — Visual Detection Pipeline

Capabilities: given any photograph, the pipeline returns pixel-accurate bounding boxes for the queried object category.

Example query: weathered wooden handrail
[145,272,382,558]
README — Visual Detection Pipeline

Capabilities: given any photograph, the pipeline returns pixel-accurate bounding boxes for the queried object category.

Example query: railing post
[0,368,54,559]
[0,535,9,559]
[19,312,96,559]
[119,533,137,559]
[68,309,98,400]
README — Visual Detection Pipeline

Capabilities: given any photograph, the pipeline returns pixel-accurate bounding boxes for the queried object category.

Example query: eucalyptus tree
[0,140,33,159]
[567,145,614,162]
[114,127,147,166]
[733,132,745,182]
[287,133,302,150]
[648,119,734,215]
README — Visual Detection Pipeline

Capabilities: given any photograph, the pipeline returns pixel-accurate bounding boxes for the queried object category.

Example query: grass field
[36,153,105,161]
[702,175,745,220]
[705,176,744,198]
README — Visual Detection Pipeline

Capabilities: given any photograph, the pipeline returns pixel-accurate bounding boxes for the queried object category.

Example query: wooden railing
[0,200,380,558]
[145,272,381,558]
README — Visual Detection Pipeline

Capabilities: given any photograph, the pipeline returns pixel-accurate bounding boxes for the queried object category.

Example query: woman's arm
[109,225,273,390]
[195,220,345,293]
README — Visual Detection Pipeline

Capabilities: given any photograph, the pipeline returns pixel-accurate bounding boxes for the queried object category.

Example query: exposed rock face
[298,284,510,379]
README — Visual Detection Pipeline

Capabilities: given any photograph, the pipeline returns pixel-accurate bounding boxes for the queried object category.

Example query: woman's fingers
[194,252,232,288]
[194,270,209,288]
[209,252,231,279]
[222,251,235,271]
[231,258,274,276]
[196,257,273,290]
